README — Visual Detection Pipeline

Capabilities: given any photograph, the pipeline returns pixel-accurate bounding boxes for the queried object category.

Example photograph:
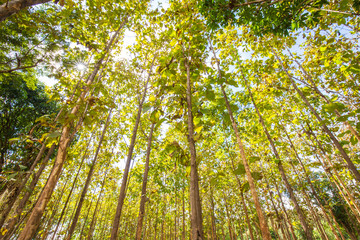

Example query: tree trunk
[246,82,313,239]
[209,187,217,240]
[135,122,155,240]
[110,58,155,239]
[210,45,271,240]
[185,60,204,240]
[49,131,94,240]
[87,165,110,240]
[79,196,94,240]
[270,171,298,240]
[228,151,255,240]
[223,190,234,240]
[66,109,112,240]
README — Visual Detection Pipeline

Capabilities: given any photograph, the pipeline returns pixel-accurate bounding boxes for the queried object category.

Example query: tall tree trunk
[87,165,110,240]
[246,82,313,240]
[270,47,360,182]
[263,173,290,240]
[182,186,186,240]
[270,171,298,240]
[49,131,94,240]
[135,122,155,240]
[66,109,112,240]
[223,190,234,240]
[210,45,271,240]
[220,81,271,240]
[110,58,155,239]
[0,144,55,236]
[281,125,344,240]
[39,174,70,240]
[17,21,126,240]
[78,196,94,240]
[227,149,255,240]
[209,187,217,240]
[185,60,204,240]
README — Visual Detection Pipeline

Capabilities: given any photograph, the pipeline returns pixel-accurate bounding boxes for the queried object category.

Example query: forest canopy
[0,0,359,240]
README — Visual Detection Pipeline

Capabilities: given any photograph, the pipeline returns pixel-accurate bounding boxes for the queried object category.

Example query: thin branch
[0,62,41,73]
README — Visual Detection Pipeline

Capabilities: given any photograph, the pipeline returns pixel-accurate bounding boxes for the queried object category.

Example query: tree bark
[209,43,271,239]
[246,81,313,240]
[66,109,112,239]
[185,60,204,240]
[135,122,155,240]
[87,166,109,240]
[110,58,155,239]
[49,131,94,240]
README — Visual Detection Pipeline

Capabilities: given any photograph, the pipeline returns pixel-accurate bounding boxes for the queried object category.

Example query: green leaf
[47,131,61,139]
[251,171,263,180]
[249,156,260,163]
[205,89,215,101]
[234,163,246,175]
[241,182,250,192]
[19,164,27,170]
[143,105,151,113]
[337,115,349,122]
[350,135,358,145]
[194,125,203,134]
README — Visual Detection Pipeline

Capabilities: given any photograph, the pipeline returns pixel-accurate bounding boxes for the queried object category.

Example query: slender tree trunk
[185,60,204,240]
[227,151,255,240]
[246,82,313,239]
[135,122,155,240]
[87,165,110,240]
[210,46,271,240]
[39,175,70,240]
[209,187,217,240]
[219,83,271,239]
[223,190,234,240]
[49,131,94,240]
[263,175,288,240]
[66,109,112,240]
[269,171,298,240]
[17,22,126,240]
[281,126,343,240]
[182,187,186,240]
[262,167,294,240]
[79,197,94,240]
[110,58,155,239]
